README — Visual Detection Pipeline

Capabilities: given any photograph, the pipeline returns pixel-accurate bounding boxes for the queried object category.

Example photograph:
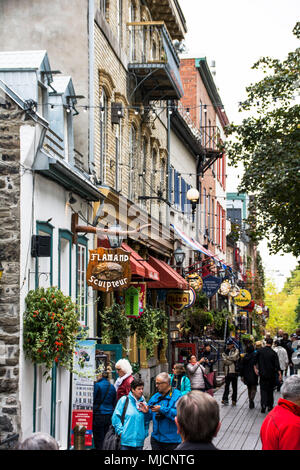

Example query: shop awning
[121,243,160,281]
[171,224,228,269]
[147,256,189,289]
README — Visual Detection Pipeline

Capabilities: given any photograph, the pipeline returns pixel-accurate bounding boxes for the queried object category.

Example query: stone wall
[0,93,23,446]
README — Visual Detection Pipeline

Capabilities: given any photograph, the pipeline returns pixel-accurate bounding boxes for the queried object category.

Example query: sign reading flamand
[86,247,131,292]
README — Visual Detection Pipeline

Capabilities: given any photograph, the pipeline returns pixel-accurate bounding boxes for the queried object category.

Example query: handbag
[203,372,214,396]
[102,396,129,450]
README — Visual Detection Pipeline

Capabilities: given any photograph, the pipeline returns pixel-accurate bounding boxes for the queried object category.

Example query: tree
[226,23,300,257]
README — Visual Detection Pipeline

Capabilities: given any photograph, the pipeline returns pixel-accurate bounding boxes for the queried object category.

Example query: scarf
[114,373,131,390]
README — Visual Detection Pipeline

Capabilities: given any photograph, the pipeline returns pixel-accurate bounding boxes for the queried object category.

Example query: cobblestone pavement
[143,378,284,450]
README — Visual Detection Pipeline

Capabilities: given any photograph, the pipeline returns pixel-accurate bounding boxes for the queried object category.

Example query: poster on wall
[71,340,96,448]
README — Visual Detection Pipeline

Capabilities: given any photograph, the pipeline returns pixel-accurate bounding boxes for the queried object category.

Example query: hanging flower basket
[23,286,81,380]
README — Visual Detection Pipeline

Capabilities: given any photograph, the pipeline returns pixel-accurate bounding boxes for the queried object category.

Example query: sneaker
[221,400,229,405]
[232,401,236,406]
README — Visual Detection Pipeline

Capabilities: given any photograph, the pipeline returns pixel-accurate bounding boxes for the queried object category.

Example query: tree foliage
[226,23,300,257]
[264,265,300,334]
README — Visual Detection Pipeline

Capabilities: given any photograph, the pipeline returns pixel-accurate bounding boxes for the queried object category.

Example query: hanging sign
[229,285,240,298]
[186,273,203,291]
[86,247,131,292]
[125,286,140,317]
[71,340,96,448]
[218,279,231,296]
[183,287,196,309]
[130,282,147,316]
[234,289,252,307]
[202,275,222,298]
[167,289,191,311]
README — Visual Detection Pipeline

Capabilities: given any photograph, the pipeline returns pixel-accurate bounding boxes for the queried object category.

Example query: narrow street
[143,378,283,450]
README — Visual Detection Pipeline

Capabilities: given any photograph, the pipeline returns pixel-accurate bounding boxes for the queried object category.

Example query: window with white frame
[77,239,87,324]
[129,125,137,201]
[99,89,108,184]
[115,118,122,192]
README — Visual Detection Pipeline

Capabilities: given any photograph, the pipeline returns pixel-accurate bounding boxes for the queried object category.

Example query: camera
[155,412,165,421]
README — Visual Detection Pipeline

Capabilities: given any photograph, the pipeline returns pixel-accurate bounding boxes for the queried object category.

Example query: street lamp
[187,187,200,222]
[107,224,125,249]
[173,247,186,266]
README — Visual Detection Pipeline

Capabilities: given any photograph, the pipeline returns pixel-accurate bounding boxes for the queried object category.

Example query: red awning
[121,243,159,280]
[147,256,189,289]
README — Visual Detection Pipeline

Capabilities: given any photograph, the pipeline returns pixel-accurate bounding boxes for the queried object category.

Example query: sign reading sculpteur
[202,275,222,298]
[86,247,131,292]
[234,289,252,307]
[167,289,192,311]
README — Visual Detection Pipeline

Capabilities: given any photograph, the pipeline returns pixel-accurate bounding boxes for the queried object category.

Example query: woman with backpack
[93,371,117,449]
[170,363,191,395]
[111,378,150,450]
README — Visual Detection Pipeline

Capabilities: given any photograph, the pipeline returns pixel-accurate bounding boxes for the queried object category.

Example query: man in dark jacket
[93,371,117,449]
[240,343,258,409]
[281,332,294,376]
[254,337,281,413]
[175,391,220,450]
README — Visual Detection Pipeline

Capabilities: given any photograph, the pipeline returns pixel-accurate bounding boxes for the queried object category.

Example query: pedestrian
[170,363,191,395]
[18,432,59,450]
[111,378,150,450]
[93,371,117,450]
[147,372,182,450]
[281,333,294,376]
[255,341,262,352]
[254,337,282,413]
[291,333,300,375]
[273,340,288,390]
[260,375,300,450]
[114,359,134,402]
[186,354,206,392]
[221,337,240,406]
[240,343,258,409]
[174,391,221,450]
[199,343,217,373]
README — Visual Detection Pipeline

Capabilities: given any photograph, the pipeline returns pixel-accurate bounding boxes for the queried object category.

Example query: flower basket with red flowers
[23,286,81,380]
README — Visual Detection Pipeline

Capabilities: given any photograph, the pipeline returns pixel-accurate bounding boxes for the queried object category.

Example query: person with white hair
[260,375,300,450]
[18,432,59,450]
[114,358,134,402]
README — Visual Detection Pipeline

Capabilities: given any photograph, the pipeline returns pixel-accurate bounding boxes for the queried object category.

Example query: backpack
[102,396,129,451]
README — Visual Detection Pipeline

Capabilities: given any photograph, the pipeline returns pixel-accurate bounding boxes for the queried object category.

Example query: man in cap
[221,337,240,406]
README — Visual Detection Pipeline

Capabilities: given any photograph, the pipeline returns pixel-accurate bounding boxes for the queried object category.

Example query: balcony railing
[43,127,64,160]
[127,21,184,100]
[200,126,222,152]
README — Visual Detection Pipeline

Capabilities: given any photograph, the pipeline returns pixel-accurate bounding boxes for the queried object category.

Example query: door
[172,342,196,366]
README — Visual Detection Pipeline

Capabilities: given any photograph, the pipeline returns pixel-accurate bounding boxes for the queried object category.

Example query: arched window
[99,88,108,183]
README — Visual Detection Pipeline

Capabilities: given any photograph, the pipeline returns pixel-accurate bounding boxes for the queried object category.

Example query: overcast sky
[179,0,299,289]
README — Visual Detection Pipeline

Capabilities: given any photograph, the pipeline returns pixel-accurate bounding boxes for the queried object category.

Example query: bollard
[73,425,87,450]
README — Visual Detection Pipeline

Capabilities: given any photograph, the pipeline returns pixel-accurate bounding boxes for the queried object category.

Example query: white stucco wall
[19,124,96,448]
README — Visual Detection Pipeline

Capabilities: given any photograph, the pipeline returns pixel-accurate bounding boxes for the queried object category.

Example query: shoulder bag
[102,396,129,450]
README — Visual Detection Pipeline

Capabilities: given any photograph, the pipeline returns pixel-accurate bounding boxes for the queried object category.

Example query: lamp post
[187,187,200,222]
[106,224,126,249]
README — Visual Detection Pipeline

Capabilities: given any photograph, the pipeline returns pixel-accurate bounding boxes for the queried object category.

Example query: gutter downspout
[88,0,95,174]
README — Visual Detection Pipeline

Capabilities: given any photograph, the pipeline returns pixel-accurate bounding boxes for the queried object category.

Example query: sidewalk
[144,379,283,450]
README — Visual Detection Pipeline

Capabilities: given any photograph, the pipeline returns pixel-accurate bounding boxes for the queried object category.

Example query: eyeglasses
[155,382,166,385]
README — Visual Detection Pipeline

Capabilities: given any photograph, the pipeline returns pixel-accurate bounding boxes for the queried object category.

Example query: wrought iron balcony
[127,22,184,101]
[200,126,222,153]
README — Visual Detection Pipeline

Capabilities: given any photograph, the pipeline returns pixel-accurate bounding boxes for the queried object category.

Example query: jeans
[93,414,112,450]
[222,374,238,402]
[120,445,143,450]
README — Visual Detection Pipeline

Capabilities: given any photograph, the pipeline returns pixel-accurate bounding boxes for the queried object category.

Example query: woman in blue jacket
[112,378,150,450]
[170,363,191,395]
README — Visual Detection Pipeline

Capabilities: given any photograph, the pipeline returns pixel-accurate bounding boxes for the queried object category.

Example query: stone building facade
[0,90,23,445]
